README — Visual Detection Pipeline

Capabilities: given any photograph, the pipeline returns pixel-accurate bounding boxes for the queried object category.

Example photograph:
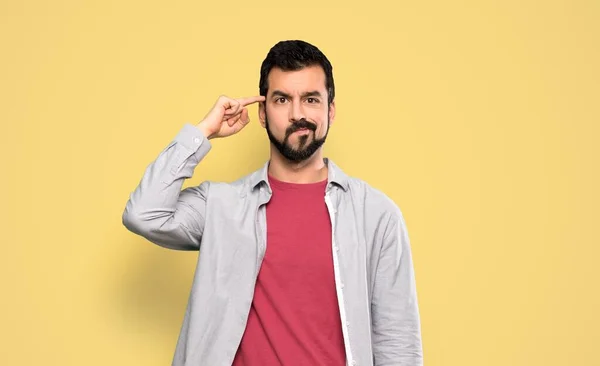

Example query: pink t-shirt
[232,175,346,365]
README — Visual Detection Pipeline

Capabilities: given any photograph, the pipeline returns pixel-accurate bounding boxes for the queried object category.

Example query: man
[122,40,423,366]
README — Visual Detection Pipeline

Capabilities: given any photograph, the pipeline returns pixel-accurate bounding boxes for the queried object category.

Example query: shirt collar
[249,157,349,193]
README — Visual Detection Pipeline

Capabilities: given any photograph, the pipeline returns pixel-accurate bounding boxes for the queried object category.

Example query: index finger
[237,95,266,106]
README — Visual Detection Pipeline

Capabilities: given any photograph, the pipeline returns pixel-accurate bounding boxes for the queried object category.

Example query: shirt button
[340,283,345,289]
[351,361,357,366]
[193,137,201,144]
[346,321,350,327]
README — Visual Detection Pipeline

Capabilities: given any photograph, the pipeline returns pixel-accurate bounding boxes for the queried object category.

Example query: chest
[263,191,333,274]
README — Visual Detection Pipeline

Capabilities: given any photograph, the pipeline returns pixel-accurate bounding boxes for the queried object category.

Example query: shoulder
[347,175,402,214]
[327,158,404,223]
[191,169,258,199]
[343,175,407,236]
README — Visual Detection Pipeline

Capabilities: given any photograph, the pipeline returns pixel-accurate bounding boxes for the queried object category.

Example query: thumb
[239,108,250,126]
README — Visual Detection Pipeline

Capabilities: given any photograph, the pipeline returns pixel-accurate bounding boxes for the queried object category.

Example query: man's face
[259,65,335,162]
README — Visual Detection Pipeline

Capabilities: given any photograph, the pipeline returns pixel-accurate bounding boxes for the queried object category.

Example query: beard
[265,112,330,163]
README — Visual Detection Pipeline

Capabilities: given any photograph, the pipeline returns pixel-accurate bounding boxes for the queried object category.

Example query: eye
[275,97,287,104]
[306,97,320,103]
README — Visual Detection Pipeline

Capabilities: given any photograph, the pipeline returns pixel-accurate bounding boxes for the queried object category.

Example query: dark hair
[259,40,335,104]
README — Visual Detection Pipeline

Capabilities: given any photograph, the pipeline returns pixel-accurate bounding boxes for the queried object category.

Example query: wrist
[196,122,214,140]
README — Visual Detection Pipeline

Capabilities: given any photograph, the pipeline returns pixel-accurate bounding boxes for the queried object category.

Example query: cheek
[310,112,329,131]
[269,118,289,136]
[266,107,285,129]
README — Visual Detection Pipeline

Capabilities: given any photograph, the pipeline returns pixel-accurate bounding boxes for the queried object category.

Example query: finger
[237,95,266,107]
[239,108,250,125]
[221,97,240,112]
[227,113,241,127]
[224,101,241,116]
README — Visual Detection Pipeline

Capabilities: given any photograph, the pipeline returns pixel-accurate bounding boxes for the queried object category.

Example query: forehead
[267,65,327,94]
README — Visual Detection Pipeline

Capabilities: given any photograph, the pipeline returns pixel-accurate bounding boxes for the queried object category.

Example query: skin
[197,64,336,184]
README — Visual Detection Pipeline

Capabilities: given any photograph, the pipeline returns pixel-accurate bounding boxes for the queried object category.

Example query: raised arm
[122,94,265,250]
[122,123,212,250]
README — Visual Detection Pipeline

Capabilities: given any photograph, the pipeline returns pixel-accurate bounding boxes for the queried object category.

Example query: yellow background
[1,0,598,365]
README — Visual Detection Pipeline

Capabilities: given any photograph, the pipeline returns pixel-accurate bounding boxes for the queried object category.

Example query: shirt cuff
[174,123,212,152]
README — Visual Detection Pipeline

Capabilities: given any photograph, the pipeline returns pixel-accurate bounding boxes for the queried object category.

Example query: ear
[258,101,266,128]
[328,100,336,126]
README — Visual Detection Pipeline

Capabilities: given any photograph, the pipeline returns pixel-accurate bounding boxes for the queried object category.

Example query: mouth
[292,128,311,135]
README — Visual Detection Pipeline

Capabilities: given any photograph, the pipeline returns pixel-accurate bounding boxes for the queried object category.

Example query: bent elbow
[121,207,200,251]
[122,207,146,236]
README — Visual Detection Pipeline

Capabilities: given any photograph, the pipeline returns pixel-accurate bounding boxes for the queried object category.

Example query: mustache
[286,119,317,135]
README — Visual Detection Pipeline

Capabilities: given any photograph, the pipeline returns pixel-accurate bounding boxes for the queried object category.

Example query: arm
[122,94,264,250]
[371,208,424,365]
[121,123,212,250]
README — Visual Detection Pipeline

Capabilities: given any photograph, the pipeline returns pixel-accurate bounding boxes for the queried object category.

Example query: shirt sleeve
[121,123,212,250]
[371,207,424,365]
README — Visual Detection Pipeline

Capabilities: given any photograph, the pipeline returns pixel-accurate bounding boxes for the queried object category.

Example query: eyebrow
[271,90,323,99]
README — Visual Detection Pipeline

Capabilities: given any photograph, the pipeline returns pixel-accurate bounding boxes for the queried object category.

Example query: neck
[267,147,328,184]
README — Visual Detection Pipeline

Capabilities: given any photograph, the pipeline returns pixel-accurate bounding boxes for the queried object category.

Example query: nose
[289,98,305,122]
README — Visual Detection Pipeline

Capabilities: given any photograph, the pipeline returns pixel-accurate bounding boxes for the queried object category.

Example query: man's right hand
[196,95,266,139]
